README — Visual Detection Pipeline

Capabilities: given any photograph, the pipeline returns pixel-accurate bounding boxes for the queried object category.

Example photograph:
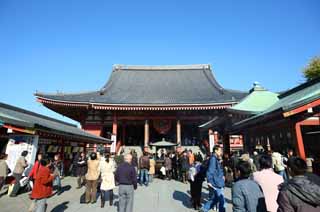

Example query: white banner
[110,134,117,153]
[6,135,39,175]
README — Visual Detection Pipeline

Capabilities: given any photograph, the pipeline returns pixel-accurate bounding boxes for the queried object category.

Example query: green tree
[303,56,320,81]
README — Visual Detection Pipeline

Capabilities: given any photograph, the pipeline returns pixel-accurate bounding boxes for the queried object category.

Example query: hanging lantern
[153,120,172,134]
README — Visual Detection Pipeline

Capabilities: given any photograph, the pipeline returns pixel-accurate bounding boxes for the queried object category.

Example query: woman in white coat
[100,153,116,208]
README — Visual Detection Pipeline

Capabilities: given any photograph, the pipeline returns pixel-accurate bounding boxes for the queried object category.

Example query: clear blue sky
[1,0,319,124]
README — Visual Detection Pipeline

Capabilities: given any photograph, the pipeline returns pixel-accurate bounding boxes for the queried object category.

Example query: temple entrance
[181,122,201,146]
[150,120,177,144]
[123,121,144,146]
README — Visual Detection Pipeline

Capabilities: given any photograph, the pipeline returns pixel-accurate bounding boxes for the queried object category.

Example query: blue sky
[1,0,319,124]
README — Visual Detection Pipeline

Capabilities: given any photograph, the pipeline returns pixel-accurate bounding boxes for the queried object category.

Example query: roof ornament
[99,87,106,95]
[250,82,266,93]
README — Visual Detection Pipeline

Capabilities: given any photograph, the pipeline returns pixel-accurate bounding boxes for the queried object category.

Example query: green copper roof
[229,83,279,114]
[233,77,320,128]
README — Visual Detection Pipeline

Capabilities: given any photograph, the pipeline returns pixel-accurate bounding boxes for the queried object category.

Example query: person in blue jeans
[200,146,225,212]
[139,152,150,186]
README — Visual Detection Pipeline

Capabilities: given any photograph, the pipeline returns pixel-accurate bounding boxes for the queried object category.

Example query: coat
[0,159,8,177]
[76,156,87,176]
[31,165,54,199]
[85,159,100,181]
[253,169,283,212]
[277,173,320,212]
[164,157,172,170]
[149,158,156,175]
[29,161,41,179]
[100,160,116,191]
[180,156,190,172]
[13,156,27,174]
[206,155,224,188]
[232,178,267,212]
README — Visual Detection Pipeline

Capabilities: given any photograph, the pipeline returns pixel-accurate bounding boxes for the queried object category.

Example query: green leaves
[303,57,320,81]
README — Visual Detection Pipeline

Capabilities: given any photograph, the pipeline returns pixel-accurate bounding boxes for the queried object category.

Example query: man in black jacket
[277,157,320,212]
[115,154,137,212]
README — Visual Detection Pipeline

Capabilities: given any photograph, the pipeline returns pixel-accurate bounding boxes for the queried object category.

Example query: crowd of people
[197,146,320,212]
[0,146,319,212]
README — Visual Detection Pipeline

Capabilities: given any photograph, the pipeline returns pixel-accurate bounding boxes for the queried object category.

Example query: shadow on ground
[173,190,192,209]
[51,201,69,212]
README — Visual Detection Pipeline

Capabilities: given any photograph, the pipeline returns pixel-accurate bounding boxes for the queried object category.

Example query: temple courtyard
[0,177,232,212]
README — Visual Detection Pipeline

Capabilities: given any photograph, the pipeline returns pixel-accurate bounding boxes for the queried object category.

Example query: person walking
[85,152,100,204]
[272,151,287,180]
[52,154,63,193]
[189,158,206,210]
[0,154,8,191]
[200,146,225,212]
[100,153,116,208]
[171,152,178,180]
[115,154,137,212]
[180,152,190,184]
[76,152,87,189]
[29,153,43,182]
[277,157,320,212]
[188,150,195,166]
[10,150,28,197]
[30,158,57,212]
[139,152,150,186]
[253,155,283,212]
[149,154,156,183]
[232,160,267,212]
[164,154,172,180]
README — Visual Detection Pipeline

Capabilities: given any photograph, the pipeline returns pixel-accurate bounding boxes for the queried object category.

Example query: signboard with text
[6,135,39,175]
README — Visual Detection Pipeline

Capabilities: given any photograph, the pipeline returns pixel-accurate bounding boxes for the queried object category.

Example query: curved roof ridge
[35,90,98,97]
[112,64,211,71]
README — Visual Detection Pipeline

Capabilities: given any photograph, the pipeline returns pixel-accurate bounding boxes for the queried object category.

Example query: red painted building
[35,64,247,152]
[232,78,320,161]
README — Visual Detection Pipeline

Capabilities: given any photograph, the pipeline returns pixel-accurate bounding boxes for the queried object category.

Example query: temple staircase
[180,146,206,158]
[118,145,143,159]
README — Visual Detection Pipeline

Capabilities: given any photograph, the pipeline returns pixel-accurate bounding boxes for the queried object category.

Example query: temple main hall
[35,64,247,152]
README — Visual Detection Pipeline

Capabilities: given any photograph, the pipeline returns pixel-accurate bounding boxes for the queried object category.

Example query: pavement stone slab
[0,177,232,212]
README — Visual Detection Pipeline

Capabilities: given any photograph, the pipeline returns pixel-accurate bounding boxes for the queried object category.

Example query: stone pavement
[0,177,232,212]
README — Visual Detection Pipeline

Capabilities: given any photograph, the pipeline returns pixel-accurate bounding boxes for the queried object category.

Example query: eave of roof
[0,102,110,143]
[36,96,238,111]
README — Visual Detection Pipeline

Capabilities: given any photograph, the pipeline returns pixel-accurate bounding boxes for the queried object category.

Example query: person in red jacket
[29,153,43,181]
[31,158,57,212]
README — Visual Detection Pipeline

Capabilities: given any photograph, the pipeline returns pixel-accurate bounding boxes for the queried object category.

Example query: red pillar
[112,115,117,136]
[295,123,306,159]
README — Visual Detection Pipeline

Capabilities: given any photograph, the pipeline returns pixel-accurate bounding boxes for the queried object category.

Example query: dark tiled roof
[0,102,110,143]
[36,64,247,105]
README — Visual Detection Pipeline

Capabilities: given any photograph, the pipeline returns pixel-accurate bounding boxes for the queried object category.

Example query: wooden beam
[283,99,320,117]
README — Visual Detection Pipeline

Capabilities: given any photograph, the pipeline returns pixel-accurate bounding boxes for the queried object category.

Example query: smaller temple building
[231,77,320,161]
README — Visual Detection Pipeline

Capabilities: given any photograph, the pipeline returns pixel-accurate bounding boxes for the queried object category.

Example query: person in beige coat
[0,154,8,190]
[10,151,28,197]
[100,153,116,208]
[149,154,156,183]
[85,152,100,203]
